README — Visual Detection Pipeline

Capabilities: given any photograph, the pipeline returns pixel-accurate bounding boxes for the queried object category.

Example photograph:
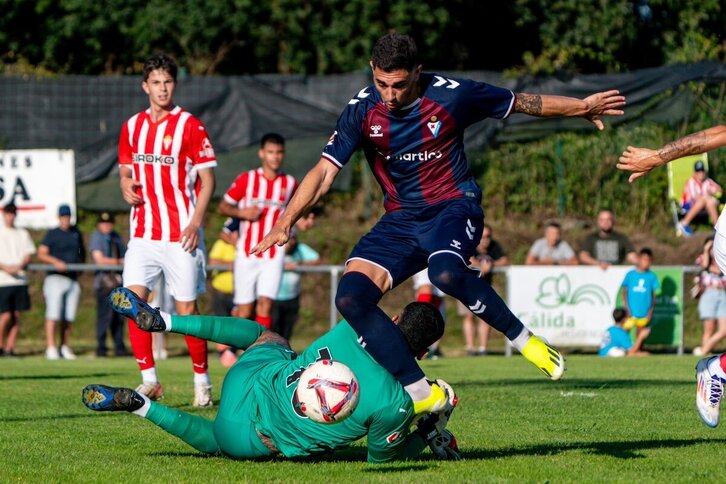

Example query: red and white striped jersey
[683,175,722,205]
[224,168,298,259]
[118,106,217,242]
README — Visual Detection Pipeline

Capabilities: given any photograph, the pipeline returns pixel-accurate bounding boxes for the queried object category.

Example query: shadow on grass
[450,378,693,389]
[462,437,726,460]
[0,372,119,381]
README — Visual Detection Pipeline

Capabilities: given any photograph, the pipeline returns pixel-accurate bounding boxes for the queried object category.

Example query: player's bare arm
[514,90,625,130]
[617,125,726,183]
[218,201,261,221]
[251,158,340,255]
[180,167,215,252]
[119,166,143,205]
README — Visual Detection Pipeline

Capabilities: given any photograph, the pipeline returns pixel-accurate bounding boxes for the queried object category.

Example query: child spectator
[599,307,632,357]
[621,247,659,355]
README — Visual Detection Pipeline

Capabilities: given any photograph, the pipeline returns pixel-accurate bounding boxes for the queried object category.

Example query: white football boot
[696,356,724,428]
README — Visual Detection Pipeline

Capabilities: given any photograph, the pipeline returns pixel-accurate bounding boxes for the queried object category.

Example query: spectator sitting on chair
[677,160,722,237]
[579,210,637,269]
[525,221,578,266]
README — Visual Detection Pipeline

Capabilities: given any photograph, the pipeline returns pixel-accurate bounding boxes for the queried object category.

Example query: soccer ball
[295,359,360,424]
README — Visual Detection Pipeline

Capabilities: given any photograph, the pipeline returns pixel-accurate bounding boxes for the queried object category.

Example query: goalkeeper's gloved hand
[419,427,461,460]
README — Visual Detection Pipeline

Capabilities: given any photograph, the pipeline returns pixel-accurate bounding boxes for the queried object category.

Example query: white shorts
[714,232,726,275]
[412,269,445,297]
[43,274,81,322]
[233,253,285,305]
[123,238,206,302]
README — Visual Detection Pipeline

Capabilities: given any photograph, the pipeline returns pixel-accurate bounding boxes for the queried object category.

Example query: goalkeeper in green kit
[82,288,459,462]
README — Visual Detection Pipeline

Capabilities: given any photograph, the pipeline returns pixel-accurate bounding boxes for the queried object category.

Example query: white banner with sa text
[0,150,76,229]
[507,265,630,347]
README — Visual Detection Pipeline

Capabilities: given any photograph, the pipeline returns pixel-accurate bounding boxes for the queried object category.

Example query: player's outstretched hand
[251,225,290,255]
[582,90,626,130]
[617,146,662,183]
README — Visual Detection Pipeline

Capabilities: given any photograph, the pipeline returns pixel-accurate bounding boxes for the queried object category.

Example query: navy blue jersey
[322,73,514,212]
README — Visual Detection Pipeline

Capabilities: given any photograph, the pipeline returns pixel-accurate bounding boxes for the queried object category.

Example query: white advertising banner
[507,266,630,347]
[0,150,76,229]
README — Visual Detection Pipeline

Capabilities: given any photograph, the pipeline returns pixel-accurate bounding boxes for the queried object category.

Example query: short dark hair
[612,307,626,323]
[640,247,653,257]
[143,54,178,82]
[546,221,561,230]
[397,302,445,355]
[260,132,285,148]
[371,33,419,72]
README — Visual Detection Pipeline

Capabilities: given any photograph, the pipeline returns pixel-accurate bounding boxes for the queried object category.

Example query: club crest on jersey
[369,125,383,138]
[163,134,172,151]
[427,116,441,138]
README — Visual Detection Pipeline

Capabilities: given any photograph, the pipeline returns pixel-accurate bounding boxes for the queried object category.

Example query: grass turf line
[1,355,725,482]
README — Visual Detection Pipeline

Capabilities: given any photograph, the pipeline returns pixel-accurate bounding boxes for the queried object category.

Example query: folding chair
[667,152,712,234]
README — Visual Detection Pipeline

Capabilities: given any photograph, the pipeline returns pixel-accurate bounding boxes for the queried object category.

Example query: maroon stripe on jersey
[363,112,400,211]
[418,98,460,205]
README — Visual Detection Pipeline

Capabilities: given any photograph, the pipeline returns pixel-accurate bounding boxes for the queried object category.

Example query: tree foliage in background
[2,0,722,75]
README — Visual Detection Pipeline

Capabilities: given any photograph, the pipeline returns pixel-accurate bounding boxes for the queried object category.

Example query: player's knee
[427,255,466,294]
[335,272,382,321]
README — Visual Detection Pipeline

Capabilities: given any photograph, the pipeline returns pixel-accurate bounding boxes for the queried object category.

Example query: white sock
[404,377,432,401]
[141,367,158,385]
[160,310,172,332]
[131,394,151,417]
[708,355,726,380]
[194,372,211,386]
[510,328,532,352]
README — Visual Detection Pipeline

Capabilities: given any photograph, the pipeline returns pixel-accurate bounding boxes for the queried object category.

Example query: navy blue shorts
[348,198,484,287]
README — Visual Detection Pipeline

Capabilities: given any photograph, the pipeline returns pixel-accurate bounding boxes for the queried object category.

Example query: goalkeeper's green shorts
[214,343,294,458]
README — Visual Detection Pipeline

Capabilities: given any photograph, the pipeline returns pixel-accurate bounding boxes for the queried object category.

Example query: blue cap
[695,160,706,172]
[58,204,72,217]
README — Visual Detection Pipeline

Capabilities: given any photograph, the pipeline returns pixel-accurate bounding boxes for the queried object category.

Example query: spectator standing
[677,160,722,236]
[458,224,509,356]
[693,238,726,356]
[620,248,659,355]
[218,133,298,330]
[37,204,85,360]
[89,211,128,357]
[118,54,216,405]
[598,307,633,357]
[0,203,35,356]
[579,210,637,269]
[271,231,320,341]
[525,221,578,265]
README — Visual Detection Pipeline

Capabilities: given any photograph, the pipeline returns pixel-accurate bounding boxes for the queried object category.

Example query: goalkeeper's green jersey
[251,321,419,462]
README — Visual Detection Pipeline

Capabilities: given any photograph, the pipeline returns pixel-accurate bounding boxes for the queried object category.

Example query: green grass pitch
[2,354,724,482]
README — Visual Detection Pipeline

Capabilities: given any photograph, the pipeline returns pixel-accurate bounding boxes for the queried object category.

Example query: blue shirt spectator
[621,269,659,318]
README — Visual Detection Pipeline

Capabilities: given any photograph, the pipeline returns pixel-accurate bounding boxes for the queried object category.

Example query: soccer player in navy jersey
[252,33,626,413]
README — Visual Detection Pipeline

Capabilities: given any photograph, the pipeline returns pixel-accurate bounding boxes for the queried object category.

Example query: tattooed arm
[617,125,726,183]
[514,91,625,130]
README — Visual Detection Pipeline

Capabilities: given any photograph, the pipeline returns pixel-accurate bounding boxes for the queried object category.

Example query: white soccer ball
[295,359,360,424]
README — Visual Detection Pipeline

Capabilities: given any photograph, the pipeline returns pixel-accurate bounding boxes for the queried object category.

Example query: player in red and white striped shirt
[218,133,297,335]
[118,54,216,407]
